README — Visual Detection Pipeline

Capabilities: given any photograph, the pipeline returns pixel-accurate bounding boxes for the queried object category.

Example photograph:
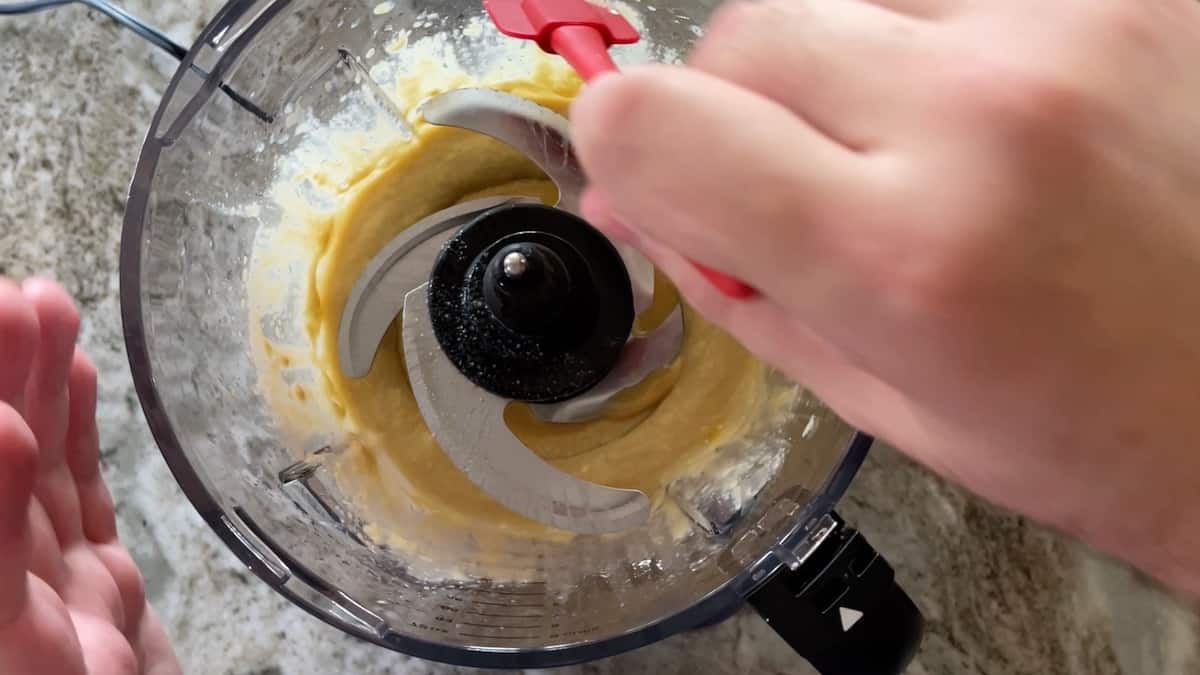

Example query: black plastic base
[749,513,924,674]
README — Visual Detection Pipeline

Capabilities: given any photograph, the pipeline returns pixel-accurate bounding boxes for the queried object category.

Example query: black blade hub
[428,203,634,403]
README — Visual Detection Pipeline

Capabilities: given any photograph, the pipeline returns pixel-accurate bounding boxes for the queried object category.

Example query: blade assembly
[336,89,686,534]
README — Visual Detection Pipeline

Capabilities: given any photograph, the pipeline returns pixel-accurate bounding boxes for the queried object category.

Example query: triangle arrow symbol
[839,607,864,632]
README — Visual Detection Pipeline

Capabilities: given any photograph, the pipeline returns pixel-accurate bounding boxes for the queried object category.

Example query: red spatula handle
[483,0,757,300]
[548,25,620,82]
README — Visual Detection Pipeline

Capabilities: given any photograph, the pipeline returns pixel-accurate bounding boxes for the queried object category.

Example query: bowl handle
[749,512,925,674]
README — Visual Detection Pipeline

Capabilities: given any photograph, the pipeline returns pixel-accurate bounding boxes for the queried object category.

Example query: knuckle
[1092,0,1155,48]
[74,613,139,674]
[574,71,645,146]
[875,240,983,319]
[0,403,38,480]
[906,207,1022,314]
[698,1,761,45]
[97,543,149,629]
[110,548,146,608]
[573,66,674,173]
[690,0,792,73]
[867,180,1006,313]
[941,58,1090,139]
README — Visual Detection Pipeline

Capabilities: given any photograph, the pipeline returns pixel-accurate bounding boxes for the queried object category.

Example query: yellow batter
[295,66,769,541]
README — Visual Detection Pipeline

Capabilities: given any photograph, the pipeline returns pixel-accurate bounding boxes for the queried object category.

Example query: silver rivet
[503,251,529,278]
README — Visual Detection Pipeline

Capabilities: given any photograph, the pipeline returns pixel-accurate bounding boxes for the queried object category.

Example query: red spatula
[483,0,758,300]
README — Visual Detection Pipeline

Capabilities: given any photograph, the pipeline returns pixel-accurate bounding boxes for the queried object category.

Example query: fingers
[691,0,927,148]
[0,280,41,624]
[596,214,781,343]
[572,66,876,309]
[21,280,85,547]
[60,546,127,637]
[582,189,749,327]
[135,605,182,675]
[66,350,117,544]
[92,543,146,637]
[69,608,138,675]
[0,404,37,624]
[25,500,68,591]
[0,280,38,413]
[62,354,140,636]
[584,191,915,437]
[21,279,80,459]
[0,578,87,675]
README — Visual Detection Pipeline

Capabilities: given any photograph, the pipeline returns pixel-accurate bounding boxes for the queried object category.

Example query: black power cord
[2,0,273,123]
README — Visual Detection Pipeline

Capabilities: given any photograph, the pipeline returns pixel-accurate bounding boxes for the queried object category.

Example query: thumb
[571,65,871,309]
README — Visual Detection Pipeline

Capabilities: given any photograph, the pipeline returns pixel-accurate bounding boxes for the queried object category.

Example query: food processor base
[750,512,925,675]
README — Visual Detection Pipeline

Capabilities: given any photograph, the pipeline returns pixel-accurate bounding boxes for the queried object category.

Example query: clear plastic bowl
[120,0,869,667]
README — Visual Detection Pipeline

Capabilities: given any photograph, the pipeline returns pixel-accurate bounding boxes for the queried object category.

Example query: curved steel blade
[530,305,685,424]
[337,196,530,378]
[420,87,655,315]
[421,88,584,210]
[402,285,652,534]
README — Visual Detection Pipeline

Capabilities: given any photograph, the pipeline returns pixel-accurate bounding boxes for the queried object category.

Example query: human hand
[0,279,180,674]
[572,0,1200,596]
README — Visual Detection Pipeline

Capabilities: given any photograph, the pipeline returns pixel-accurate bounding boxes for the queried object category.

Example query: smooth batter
[294,65,769,541]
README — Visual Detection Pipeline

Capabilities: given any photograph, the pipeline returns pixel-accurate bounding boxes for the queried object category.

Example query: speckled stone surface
[0,3,1197,674]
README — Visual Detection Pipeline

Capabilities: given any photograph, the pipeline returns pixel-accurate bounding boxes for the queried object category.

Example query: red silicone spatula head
[482,0,758,300]
[484,0,640,50]
[484,0,640,81]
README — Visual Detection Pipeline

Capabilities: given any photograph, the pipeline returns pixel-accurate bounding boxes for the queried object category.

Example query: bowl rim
[119,0,873,667]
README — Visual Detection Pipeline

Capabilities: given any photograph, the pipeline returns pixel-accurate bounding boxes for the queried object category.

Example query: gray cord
[0,1,77,14]
[1,0,186,58]
[1,0,273,122]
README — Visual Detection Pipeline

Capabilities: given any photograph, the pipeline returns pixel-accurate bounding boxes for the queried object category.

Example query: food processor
[10,0,925,671]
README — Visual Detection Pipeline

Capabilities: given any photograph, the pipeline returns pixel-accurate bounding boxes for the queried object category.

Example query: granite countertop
[1,3,1197,674]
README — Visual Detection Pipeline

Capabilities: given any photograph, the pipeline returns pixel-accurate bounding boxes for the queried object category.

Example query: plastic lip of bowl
[118,0,875,668]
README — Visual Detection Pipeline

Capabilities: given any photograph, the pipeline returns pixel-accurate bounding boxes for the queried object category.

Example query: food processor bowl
[120,0,923,671]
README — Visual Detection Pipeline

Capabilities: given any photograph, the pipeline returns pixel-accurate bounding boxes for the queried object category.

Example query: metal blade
[530,305,685,424]
[421,88,584,211]
[420,87,655,316]
[402,284,651,534]
[337,196,530,378]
